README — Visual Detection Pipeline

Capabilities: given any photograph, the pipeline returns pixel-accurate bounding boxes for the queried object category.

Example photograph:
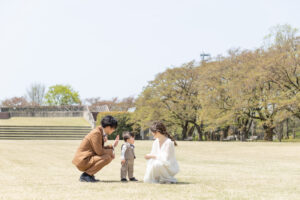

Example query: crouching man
[72,115,119,182]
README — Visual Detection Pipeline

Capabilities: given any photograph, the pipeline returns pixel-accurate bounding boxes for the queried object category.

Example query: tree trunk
[293,120,296,139]
[187,126,195,137]
[217,131,221,141]
[220,130,224,141]
[252,121,257,136]
[285,118,289,139]
[233,126,238,139]
[263,123,274,141]
[211,131,215,141]
[181,122,188,140]
[237,118,249,141]
[204,132,208,141]
[245,119,253,139]
[194,123,203,141]
[277,122,283,142]
[223,126,230,139]
[240,125,247,141]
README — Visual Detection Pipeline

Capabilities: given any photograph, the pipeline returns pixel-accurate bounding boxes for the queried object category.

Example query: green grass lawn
[0,117,90,126]
[0,140,299,200]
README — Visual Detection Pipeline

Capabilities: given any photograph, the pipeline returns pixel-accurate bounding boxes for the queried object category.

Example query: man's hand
[103,135,108,143]
[113,135,119,148]
[121,159,126,165]
[111,153,115,159]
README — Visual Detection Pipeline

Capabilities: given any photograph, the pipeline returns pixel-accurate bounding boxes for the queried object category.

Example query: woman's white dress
[144,138,179,183]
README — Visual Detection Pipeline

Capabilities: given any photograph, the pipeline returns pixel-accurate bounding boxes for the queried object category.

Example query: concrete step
[0,126,91,129]
[0,136,84,140]
[0,125,92,140]
[0,130,90,133]
[0,133,86,136]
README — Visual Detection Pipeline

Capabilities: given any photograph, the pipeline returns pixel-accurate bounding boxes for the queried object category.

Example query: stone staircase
[0,125,92,140]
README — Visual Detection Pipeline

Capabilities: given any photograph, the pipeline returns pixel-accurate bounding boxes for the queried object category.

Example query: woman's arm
[144,140,157,160]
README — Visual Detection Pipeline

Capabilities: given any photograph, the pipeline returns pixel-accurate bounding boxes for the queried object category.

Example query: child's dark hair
[123,131,134,142]
[150,121,177,146]
[101,115,118,129]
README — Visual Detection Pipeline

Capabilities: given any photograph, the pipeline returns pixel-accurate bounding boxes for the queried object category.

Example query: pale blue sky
[0,0,299,102]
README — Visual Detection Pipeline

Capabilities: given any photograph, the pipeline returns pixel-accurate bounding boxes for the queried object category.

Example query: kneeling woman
[144,121,179,184]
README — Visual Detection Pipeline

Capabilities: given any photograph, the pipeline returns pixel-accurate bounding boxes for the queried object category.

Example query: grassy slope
[0,117,90,126]
[0,141,299,200]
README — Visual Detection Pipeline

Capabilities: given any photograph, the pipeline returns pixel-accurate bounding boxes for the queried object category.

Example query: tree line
[0,84,134,112]
[133,24,300,141]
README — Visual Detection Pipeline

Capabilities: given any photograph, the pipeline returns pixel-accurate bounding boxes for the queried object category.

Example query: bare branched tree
[26,83,46,106]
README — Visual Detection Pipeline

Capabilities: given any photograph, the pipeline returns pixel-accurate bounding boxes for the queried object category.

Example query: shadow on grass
[99,180,143,183]
[98,180,191,184]
[99,180,122,183]
[175,182,191,185]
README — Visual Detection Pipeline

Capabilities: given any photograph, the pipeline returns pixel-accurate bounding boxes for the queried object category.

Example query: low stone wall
[0,106,85,112]
[9,112,84,117]
[0,112,10,119]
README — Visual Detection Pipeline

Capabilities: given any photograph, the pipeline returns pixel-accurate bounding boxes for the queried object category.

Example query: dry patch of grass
[0,141,299,200]
[0,117,90,126]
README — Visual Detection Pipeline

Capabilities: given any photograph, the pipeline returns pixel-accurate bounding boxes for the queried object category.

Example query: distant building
[127,107,136,113]
[92,105,110,112]
[90,105,110,122]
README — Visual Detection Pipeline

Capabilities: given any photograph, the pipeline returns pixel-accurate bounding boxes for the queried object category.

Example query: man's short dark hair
[101,115,118,129]
[123,131,134,142]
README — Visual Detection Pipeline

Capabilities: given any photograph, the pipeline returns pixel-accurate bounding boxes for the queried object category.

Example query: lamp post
[200,53,211,62]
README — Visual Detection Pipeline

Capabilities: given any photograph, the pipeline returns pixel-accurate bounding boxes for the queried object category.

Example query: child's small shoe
[129,177,138,181]
[121,178,128,182]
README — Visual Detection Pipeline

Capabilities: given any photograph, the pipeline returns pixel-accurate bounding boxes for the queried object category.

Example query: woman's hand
[144,154,156,160]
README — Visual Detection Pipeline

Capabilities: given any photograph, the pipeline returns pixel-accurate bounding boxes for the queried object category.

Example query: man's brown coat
[72,126,113,172]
